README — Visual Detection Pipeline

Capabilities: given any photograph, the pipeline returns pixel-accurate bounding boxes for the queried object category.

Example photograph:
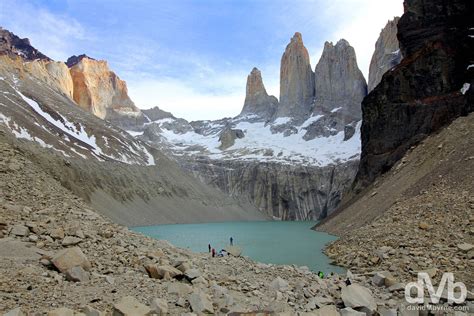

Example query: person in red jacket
[211,248,216,257]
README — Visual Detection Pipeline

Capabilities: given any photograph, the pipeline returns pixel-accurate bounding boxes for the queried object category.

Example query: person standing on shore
[230,237,233,246]
[208,244,211,253]
[212,248,216,257]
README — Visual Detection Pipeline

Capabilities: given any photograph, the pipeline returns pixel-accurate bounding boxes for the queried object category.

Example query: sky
[1,0,403,120]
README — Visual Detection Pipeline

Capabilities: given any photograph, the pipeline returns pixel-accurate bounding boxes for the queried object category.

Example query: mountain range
[0,23,396,222]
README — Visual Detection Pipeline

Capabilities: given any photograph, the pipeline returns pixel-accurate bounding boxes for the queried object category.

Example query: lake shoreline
[132,220,343,275]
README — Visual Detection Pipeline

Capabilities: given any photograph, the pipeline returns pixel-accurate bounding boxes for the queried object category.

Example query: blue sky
[1,0,403,120]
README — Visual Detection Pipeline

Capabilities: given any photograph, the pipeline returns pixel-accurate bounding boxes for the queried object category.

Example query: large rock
[368,18,401,92]
[341,284,377,312]
[10,225,29,237]
[145,264,182,279]
[3,308,26,316]
[457,243,474,252]
[167,282,193,296]
[112,296,152,316]
[277,32,314,118]
[240,67,278,118]
[51,247,91,273]
[47,308,75,316]
[355,0,474,189]
[314,305,339,316]
[62,236,82,246]
[65,266,90,282]
[314,39,367,121]
[269,276,290,291]
[218,128,245,150]
[81,306,105,316]
[224,245,242,257]
[189,291,214,314]
[340,307,365,316]
[150,298,168,315]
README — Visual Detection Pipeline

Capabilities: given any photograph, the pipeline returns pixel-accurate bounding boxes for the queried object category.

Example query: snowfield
[143,116,361,166]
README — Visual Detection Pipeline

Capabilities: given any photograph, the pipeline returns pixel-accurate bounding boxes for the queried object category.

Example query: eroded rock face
[22,60,74,99]
[67,55,143,123]
[314,39,367,121]
[355,0,474,189]
[368,17,401,92]
[277,32,314,118]
[0,27,50,61]
[182,158,359,220]
[240,67,278,118]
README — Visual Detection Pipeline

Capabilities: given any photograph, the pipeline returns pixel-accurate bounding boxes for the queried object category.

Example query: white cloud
[0,0,88,61]
[128,77,245,121]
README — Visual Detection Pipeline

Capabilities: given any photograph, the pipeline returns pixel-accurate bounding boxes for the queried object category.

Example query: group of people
[208,237,234,257]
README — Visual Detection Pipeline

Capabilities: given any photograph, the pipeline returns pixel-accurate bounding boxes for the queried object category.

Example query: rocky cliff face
[183,158,358,220]
[0,28,50,61]
[367,18,401,92]
[240,67,278,118]
[277,32,314,118]
[22,60,74,99]
[354,0,474,190]
[67,55,147,128]
[314,39,367,121]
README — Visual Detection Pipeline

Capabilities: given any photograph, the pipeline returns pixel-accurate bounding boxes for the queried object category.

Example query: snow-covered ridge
[131,114,361,167]
[0,75,155,166]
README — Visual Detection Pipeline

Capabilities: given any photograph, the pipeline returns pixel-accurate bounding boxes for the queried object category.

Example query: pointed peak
[336,38,350,47]
[250,67,261,74]
[324,41,334,49]
[291,32,303,43]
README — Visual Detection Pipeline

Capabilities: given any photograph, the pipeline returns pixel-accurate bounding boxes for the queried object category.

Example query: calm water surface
[133,221,343,275]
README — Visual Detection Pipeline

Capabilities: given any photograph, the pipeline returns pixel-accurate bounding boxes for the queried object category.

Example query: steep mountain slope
[367,17,401,92]
[316,0,474,288]
[322,113,474,288]
[355,0,473,190]
[0,37,266,226]
[133,34,367,220]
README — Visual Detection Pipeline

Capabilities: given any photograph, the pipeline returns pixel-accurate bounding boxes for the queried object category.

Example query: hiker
[230,237,233,246]
[318,271,324,279]
[345,278,351,286]
[211,248,216,257]
[208,244,211,253]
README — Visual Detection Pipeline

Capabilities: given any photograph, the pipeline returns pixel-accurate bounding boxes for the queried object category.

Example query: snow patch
[461,83,471,95]
[300,115,324,130]
[126,130,144,137]
[157,117,361,166]
[273,117,292,125]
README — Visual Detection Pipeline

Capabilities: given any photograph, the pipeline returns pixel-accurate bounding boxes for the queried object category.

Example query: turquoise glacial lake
[132,221,344,275]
